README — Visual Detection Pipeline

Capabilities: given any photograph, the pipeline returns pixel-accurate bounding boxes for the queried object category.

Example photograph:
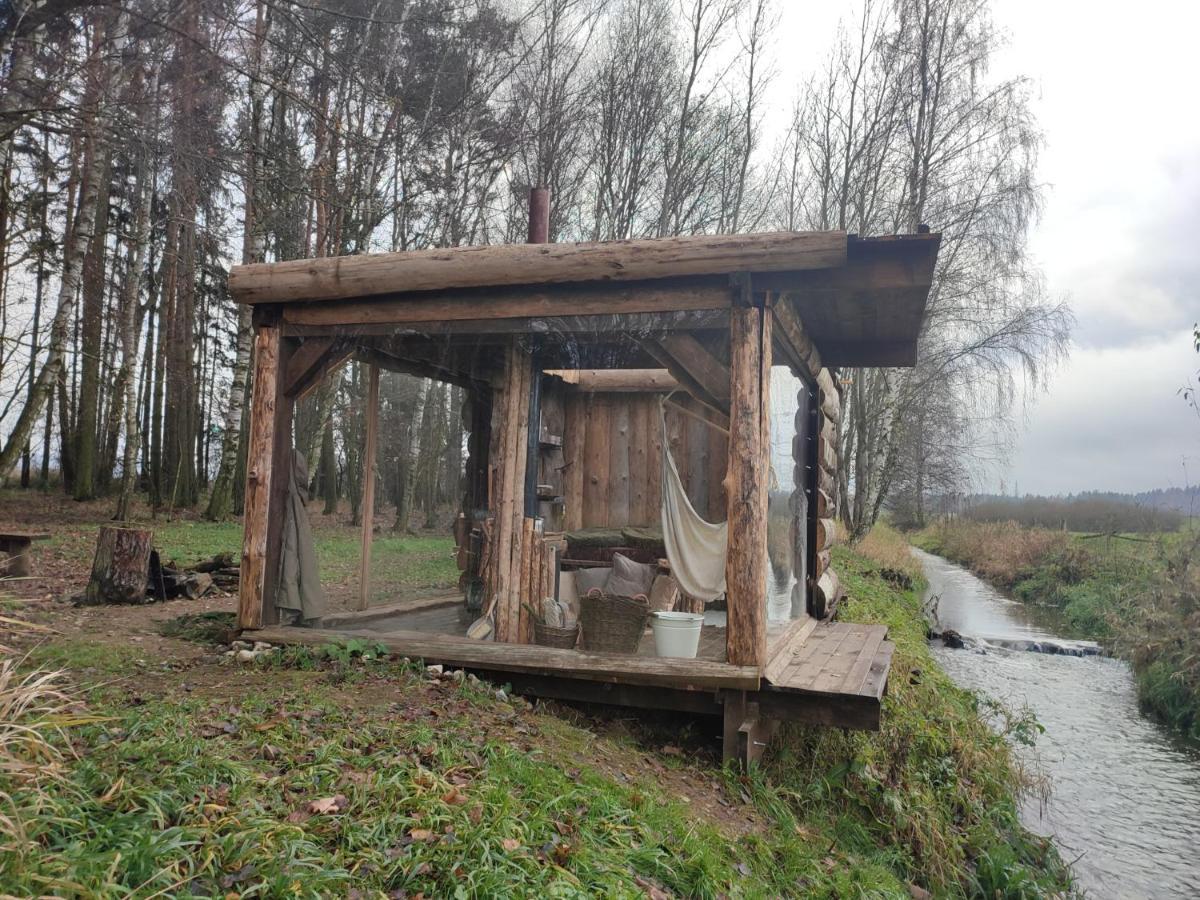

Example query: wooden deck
[249,606,894,732]
[759,620,894,730]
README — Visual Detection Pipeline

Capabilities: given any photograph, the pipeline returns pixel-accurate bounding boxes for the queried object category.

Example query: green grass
[2,535,1073,898]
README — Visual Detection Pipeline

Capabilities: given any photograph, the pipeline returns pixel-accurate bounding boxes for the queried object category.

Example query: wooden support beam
[260,337,296,628]
[645,332,730,415]
[283,337,334,396]
[281,308,731,338]
[772,300,823,379]
[239,322,280,630]
[357,363,380,611]
[493,341,533,643]
[280,281,734,327]
[230,231,848,305]
[546,368,680,392]
[355,347,480,391]
[724,305,770,668]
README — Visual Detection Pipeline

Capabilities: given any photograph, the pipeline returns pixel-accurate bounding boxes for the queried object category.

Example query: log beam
[724,304,770,668]
[239,322,288,629]
[546,368,680,392]
[231,231,848,305]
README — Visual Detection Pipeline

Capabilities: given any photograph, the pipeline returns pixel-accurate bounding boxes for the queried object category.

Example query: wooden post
[724,302,770,668]
[239,321,280,629]
[358,363,380,610]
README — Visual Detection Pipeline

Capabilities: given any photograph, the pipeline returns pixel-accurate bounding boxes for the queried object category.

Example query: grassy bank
[2,533,1070,897]
[914,520,1200,740]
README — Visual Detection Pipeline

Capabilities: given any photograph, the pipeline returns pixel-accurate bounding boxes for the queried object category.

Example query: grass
[914,519,1200,740]
[1,526,1073,898]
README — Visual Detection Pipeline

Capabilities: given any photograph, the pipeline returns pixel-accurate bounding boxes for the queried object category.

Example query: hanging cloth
[659,398,727,602]
[276,449,327,624]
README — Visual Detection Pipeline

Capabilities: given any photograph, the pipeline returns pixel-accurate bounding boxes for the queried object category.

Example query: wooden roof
[228,230,940,368]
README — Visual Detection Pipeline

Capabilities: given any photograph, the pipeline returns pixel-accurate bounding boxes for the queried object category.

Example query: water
[914,548,1200,899]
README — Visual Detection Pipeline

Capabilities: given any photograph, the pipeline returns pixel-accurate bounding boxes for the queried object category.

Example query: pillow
[648,574,679,613]
[573,566,611,597]
[605,552,656,599]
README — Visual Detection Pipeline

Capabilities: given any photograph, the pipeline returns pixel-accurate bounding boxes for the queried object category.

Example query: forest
[0,0,1071,533]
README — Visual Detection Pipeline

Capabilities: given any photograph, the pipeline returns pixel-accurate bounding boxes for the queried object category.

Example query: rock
[253,641,272,652]
[223,649,237,658]
[940,629,965,649]
[426,664,444,677]
[235,649,258,663]
[467,674,480,686]
[448,669,465,683]
[495,689,508,703]
[231,640,252,651]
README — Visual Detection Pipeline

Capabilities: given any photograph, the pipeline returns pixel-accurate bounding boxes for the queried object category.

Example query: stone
[253,641,272,652]
[231,640,252,651]
[448,669,465,683]
[426,664,444,677]
[235,649,258,663]
[495,689,508,703]
[940,629,965,649]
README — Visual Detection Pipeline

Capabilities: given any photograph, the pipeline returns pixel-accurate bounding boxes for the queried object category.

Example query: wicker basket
[579,591,651,654]
[534,621,579,649]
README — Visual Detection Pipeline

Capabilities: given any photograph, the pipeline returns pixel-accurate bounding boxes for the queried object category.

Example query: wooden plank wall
[561,391,728,530]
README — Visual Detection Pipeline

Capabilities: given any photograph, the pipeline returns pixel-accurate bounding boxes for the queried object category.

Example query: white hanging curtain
[659,399,727,602]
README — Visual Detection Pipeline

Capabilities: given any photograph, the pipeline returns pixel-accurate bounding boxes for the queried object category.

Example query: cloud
[1007,330,1200,494]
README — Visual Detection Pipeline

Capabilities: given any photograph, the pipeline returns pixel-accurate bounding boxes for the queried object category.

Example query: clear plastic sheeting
[767,365,811,622]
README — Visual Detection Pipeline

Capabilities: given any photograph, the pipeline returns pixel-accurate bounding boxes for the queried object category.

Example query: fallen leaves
[500,838,521,852]
[307,794,349,815]
[287,794,349,822]
[440,786,468,806]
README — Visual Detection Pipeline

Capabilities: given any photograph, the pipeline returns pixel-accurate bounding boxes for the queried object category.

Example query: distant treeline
[956,493,1184,534]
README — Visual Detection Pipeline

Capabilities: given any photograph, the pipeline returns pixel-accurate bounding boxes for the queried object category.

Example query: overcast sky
[775,0,1200,496]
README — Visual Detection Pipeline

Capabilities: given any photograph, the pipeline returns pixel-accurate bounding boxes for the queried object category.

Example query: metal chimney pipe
[527,186,550,244]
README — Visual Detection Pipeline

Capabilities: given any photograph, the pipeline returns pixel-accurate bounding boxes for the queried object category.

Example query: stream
[914,549,1200,899]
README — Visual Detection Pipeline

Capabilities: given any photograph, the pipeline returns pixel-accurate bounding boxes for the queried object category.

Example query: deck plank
[808,625,872,694]
[839,627,889,695]
[764,621,894,703]
[251,624,758,690]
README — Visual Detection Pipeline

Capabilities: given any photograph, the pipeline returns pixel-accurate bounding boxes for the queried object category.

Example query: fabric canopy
[659,401,727,602]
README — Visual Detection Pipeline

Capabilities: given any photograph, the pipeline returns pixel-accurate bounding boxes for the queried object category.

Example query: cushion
[605,552,656,599]
[648,574,679,612]
[573,566,611,597]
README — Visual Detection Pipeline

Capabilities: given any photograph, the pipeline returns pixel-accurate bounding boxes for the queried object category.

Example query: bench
[0,532,50,577]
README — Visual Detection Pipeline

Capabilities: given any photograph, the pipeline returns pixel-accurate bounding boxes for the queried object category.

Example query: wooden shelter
[229,228,940,766]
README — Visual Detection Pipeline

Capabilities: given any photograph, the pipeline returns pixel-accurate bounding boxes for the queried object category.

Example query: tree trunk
[394,377,429,533]
[0,17,118,477]
[114,82,154,521]
[206,3,267,520]
[84,526,153,605]
[73,147,112,501]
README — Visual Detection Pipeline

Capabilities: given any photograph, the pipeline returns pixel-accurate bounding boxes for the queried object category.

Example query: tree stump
[85,526,153,605]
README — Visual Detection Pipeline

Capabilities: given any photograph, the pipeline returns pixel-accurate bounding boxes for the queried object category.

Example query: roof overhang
[229,230,939,369]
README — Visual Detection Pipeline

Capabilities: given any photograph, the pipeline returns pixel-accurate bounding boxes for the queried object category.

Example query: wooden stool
[0,532,50,577]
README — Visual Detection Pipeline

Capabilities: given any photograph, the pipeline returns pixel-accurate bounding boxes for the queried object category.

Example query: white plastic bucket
[651,612,704,658]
